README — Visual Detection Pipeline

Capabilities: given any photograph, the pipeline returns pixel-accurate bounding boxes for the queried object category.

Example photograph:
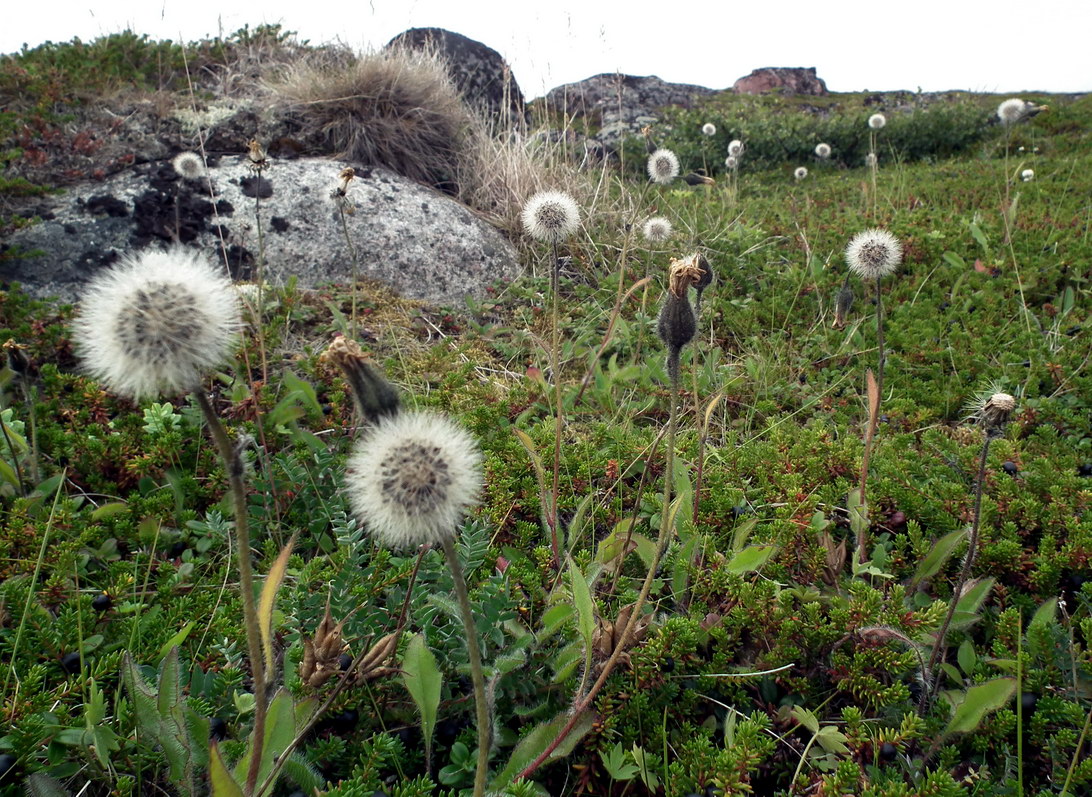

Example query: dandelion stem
[514,350,682,782]
[856,278,885,566]
[441,537,491,797]
[549,240,563,568]
[194,389,266,794]
[338,204,360,339]
[923,430,993,710]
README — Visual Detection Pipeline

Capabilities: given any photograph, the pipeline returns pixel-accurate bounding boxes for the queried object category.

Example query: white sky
[3,1,1090,98]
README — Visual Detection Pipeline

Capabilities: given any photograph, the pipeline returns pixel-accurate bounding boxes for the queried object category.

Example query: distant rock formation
[733,67,828,96]
[1,158,519,305]
[386,27,529,129]
[543,74,719,149]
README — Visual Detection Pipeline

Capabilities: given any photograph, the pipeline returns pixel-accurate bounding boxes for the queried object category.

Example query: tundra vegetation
[0,25,1090,797]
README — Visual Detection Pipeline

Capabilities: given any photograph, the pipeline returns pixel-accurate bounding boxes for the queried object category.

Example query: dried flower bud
[246,139,268,172]
[320,336,400,423]
[979,392,1016,431]
[591,602,652,672]
[3,339,30,374]
[832,282,854,329]
[657,292,696,353]
[353,632,400,683]
[667,254,705,298]
[300,602,349,689]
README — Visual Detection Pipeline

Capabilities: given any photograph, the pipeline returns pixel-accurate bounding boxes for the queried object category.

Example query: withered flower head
[320,336,400,423]
[300,601,348,689]
[667,254,706,298]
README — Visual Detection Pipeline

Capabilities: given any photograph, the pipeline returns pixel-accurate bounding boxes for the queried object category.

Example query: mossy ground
[1,30,1091,797]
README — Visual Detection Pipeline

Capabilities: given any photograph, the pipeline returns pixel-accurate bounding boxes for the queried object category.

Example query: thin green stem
[856,278,885,566]
[194,389,266,795]
[924,432,993,710]
[441,537,491,797]
[1060,704,1092,796]
[549,240,563,568]
[514,350,682,782]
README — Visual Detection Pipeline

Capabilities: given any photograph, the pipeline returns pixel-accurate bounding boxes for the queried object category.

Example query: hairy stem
[923,431,993,710]
[195,389,266,795]
[856,278,885,566]
[514,353,682,782]
[548,240,563,568]
[442,537,491,797]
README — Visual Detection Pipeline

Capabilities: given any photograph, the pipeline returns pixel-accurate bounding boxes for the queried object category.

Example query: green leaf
[157,622,195,663]
[232,689,296,790]
[943,677,1016,736]
[538,603,575,640]
[957,639,976,677]
[599,743,638,781]
[1028,598,1057,631]
[942,251,966,270]
[90,501,129,520]
[565,492,595,553]
[282,370,322,416]
[157,646,181,720]
[912,528,966,588]
[725,545,777,575]
[815,725,850,755]
[731,517,759,552]
[402,633,442,766]
[210,742,244,797]
[790,706,819,734]
[950,578,994,629]
[568,557,595,683]
[490,709,595,789]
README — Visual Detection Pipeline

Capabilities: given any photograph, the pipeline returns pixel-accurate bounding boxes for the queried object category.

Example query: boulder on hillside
[1,157,518,305]
[733,67,828,96]
[386,27,529,129]
[543,74,719,149]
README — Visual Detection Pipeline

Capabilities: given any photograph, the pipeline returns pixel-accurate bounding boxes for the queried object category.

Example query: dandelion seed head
[172,151,206,180]
[997,98,1029,125]
[647,148,680,185]
[725,155,738,170]
[865,152,878,167]
[815,142,831,159]
[641,216,673,243]
[74,247,240,400]
[1021,169,1035,182]
[845,228,902,280]
[868,113,886,130]
[965,388,1017,432]
[794,166,808,181]
[521,190,580,243]
[727,140,744,157]
[345,411,482,548]
[702,122,717,137]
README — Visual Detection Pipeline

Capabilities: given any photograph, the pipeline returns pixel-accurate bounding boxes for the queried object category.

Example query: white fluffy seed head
[869,113,886,130]
[647,148,680,185]
[344,411,482,549]
[1021,169,1035,182]
[865,152,878,167]
[521,190,580,243]
[702,122,717,137]
[725,155,738,170]
[641,216,673,243]
[997,98,1028,125]
[171,151,206,180]
[727,139,744,157]
[74,247,241,400]
[845,228,903,280]
[815,142,831,159]
[794,166,808,181]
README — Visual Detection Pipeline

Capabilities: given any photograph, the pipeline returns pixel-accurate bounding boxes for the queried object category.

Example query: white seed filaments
[647,148,680,185]
[869,113,886,130]
[75,248,241,400]
[521,190,581,243]
[642,216,673,243]
[845,229,903,280]
[345,411,482,549]
[172,151,206,180]
[794,166,808,181]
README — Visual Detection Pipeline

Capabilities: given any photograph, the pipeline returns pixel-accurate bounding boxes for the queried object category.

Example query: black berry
[209,717,227,740]
[1002,461,1018,476]
[338,653,353,671]
[879,742,898,762]
[60,652,82,674]
[92,593,113,612]
[1078,463,1092,477]
[0,754,16,777]
[1021,692,1038,714]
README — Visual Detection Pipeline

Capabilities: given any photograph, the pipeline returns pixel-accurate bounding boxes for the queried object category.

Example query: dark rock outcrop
[542,74,719,149]
[387,27,529,129]
[1,157,518,305]
[733,67,828,96]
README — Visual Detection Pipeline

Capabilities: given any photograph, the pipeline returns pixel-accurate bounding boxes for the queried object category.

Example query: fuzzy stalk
[514,352,682,783]
[337,204,361,339]
[856,277,885,566]
[869,130,879,219]
[194,389,266,794]
[548,240,563,568]
[923,430,994,709]
[441,537,491,797]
